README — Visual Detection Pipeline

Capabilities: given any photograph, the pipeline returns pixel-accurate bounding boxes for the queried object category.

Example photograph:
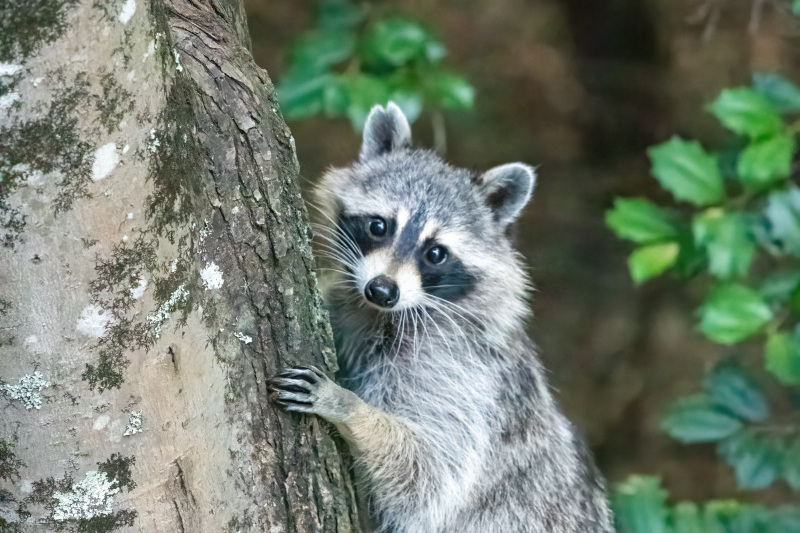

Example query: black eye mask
[336,214,397,256]
[417,243,476,302]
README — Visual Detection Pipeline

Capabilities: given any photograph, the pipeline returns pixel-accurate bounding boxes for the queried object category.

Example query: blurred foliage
[607,73,800,531]
[275,0,474,130]
[614,476,800,533]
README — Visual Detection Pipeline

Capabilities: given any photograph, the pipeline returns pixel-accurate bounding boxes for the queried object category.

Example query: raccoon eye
[369,217,388,237]
[425,245,448,265]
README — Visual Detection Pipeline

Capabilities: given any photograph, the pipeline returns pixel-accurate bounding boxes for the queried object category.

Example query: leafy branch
[275,0,474,133]
[607,73,800,532]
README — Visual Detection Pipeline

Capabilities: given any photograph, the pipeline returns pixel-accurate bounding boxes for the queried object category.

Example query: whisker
[409,308,420,363]
[315,254,359,273]
[422,304,454,356]
[325,281,359,292]
[418,306,438,358]
[312,227,359,250]
[388,309,406,360]
[422,298,485,351]
[423,296,470,325]
[314,240,360,266]
[317,266,358,280]
[308,207,362,260]
[425,294,483,325]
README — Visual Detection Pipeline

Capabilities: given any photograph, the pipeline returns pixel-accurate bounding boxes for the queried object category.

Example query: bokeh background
[243,0,799,504]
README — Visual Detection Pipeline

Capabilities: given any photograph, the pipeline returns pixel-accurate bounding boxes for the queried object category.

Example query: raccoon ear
[476,163,536,226]
[359,102,412,162]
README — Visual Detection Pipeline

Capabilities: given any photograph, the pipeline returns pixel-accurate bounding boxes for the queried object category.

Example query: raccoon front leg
[269,366,437,525]
[269,366,415,446]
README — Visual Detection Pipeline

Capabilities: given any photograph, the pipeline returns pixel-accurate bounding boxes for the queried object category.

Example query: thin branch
[749,0,767,33]
[432,110,447,155]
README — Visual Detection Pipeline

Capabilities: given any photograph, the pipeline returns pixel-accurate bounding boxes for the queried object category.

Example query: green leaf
[794,0,800,16]
[628,242,680,284]
[672,502,706,533]
[388,89,423,123]
[709,88,783,140]
[699,284,773,345]
[276,72,332,120]
[737,132,795,189]
[718,431,782,489]
[424,40,446,62]
[710,501,777,532]
[425,69,475,109]
[765,330,800,386]
[753,73,800,113]
[765,186,800,257]
[784,437,800,491]
[361,18,435,68]
[648,137,725,206]
[606,198,680,244]
[703,362,769,423]
[662,394,743,443]
[692,209,755,279]
[759,271,800,303]
[774,506,800,533]
[288,31,355,75]
[613,476,670,533]
[322,77,349,116]
[702,501,740,533]
[673,227,709,279]
[718,145,743,181]
[337,73,391,130]
[317,0,364,30]
[789,285,800,314]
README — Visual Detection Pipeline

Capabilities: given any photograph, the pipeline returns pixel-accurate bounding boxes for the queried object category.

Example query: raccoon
[269,103,614,533]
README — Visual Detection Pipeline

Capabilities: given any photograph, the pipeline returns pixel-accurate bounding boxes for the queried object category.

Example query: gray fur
[270,103,614,533]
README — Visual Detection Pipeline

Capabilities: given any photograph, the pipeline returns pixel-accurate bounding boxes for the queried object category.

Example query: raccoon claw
[272,379,313,403]
[269,366,327,412]
[274,365,323,385]
[273,398,313,412]
[268,365,360,424]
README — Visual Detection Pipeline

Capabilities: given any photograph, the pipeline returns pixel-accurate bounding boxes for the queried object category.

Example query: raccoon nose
[365,275,400,309]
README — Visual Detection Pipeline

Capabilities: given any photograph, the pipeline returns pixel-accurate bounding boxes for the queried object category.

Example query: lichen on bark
[16,456,138,533]
[0,71,96,246]
[0,0,79,62]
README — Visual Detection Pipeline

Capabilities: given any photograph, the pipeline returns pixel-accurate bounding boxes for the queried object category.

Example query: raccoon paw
[268,365,361,424]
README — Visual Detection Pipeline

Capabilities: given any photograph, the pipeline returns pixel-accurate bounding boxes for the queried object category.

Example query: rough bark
[0,0,361,531]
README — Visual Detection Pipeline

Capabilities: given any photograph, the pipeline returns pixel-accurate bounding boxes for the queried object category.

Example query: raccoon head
[314,102,535,339]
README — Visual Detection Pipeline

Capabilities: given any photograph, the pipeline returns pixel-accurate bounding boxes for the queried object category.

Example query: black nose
[364,276,400,308]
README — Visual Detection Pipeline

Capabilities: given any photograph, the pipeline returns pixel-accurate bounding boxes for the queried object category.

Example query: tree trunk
[0,1,361,531]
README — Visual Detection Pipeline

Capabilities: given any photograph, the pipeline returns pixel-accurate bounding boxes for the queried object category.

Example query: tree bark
[0,0,361,531]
